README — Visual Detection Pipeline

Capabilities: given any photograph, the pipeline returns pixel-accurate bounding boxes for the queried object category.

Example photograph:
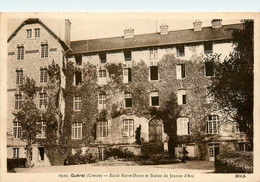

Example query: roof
[7,18,70,51]
[69,23,243,55]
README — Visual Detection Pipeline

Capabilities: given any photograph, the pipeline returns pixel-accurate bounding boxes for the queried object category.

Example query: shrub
[7,158,27,172]
[106,148,134,159]
[215,151,253,173]
[137,154,178,165]
[64,150,98,165]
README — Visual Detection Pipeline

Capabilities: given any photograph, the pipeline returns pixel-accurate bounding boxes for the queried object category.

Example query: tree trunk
[168,136,176,158]
[25,142,33,168]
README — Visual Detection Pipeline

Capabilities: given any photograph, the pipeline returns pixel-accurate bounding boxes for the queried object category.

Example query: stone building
[7,18,248,165]
[7,18,70,166]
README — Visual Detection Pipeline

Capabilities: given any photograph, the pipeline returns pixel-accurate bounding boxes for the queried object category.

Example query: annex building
[7,18,248,166]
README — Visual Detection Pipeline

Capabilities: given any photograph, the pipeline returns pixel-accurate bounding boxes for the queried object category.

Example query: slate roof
[8,18,70,51]
[69,23,243,55]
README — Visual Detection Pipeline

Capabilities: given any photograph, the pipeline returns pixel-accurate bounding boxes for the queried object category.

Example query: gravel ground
[14,161,215,173]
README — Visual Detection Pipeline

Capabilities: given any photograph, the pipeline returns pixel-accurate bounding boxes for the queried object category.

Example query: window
[40,68,48,83]
[99,52,107,63]
[13,148,19,158]
[239,143,248,152]
[37,120,46,138]
[16,70,23,85]
[13,121,22,139]
[176,64,186,79]
[99,70,107,78]
[97,121,108,137]
[98,147,106,160]
[178,90,186,105]
[122,119,134,137]
[206,87,214,104]
[150,66,158,80]
[123,68,132,83]
[204,42,213,54]
[150,91,159,106]
[177,117,190,135]
[72,123,82,139]
[124,50,132,61]
[177,45,185,57]
[124,92,132,108]
[207,115,219,134]
[150,48,158,59]
[41,44,48,58]
[26,29,32,38]
[17,46,24,60]
[205,62,214,77]
[98,93,106,109]
[73,96,82,111]
[35,28,40,37]
[75,55,82,65]
[74,71,82,86]
[39,93,47,108]
[15,94,22,110]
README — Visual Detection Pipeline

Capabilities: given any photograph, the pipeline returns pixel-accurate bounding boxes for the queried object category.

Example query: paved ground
[14,161,215,173]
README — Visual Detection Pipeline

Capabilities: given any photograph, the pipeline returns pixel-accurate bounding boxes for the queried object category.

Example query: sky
[6,13,243,42]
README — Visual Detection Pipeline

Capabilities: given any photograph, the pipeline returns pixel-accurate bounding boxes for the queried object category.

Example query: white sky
[6,13,242,41]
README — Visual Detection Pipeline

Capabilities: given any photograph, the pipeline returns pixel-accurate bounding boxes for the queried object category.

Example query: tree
[210,20,254,146]
[14,77,41,167]
[149,92,181,157]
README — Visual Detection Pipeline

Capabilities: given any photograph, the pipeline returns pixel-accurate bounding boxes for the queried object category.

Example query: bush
[137,154,178,165]
[106,148,134,159]
[64,150,98,165]
[7,158,27,172]
[215,152,253,173]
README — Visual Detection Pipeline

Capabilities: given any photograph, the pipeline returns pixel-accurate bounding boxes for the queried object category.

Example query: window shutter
[176,65,181,79]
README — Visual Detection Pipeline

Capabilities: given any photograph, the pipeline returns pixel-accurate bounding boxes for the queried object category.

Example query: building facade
[7,18,248,166]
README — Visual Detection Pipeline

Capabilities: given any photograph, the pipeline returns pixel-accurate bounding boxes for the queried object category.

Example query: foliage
[106,148,134,159]
[210,20,254,144]
[64,150,98,165]
[215,151,253,173]
[14,77,42,167]
[7,158,27,172]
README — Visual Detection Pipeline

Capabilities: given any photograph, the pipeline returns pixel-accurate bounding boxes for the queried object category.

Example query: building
[7,18,70,166]
[7,18,248,166]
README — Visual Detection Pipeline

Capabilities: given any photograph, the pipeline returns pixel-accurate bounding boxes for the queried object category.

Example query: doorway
[149,119,162,143]
[38,147,45,161]
[208,143,219,161]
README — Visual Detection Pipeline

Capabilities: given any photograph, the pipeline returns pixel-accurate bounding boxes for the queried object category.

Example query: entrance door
[38,147,44,161]
[149,119,162,143]
[209,143,219,161]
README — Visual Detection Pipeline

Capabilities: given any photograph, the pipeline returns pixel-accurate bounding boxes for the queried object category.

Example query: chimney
[193,20,202,31]
[65,19,71,47]
[211,19,222,29]
[124,28,134,39]
[160,24,169,35]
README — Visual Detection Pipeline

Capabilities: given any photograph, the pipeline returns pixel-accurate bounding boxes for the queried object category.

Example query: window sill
[71,138,82,140]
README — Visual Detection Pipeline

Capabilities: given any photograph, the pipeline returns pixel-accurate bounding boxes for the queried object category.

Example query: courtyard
[14,161,214,173]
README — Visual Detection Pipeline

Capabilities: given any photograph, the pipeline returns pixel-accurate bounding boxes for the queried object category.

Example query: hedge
[7,158,27,172]
[215,152,253,173]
